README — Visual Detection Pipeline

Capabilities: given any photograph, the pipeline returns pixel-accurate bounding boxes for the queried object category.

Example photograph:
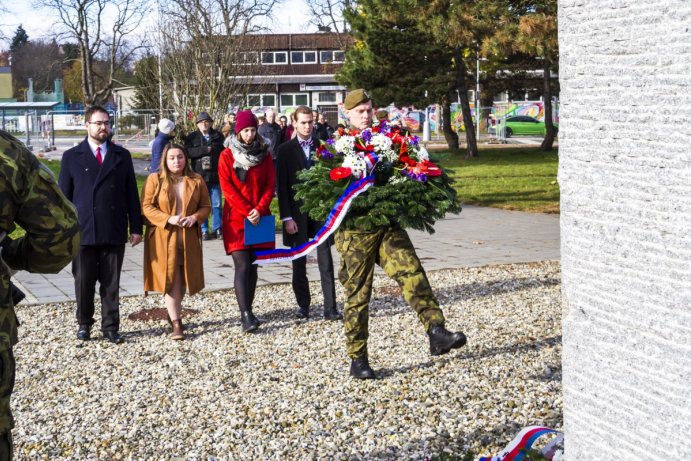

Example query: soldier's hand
[284,219,298,235]
[129,234,142,247]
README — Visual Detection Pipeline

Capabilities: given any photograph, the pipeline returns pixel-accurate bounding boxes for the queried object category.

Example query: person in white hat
[150,118,176,172]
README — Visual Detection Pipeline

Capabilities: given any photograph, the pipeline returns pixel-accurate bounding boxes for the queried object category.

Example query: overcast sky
[1,0,314,48]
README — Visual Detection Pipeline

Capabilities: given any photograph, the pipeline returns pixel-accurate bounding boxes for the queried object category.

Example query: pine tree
[9,25,29,54]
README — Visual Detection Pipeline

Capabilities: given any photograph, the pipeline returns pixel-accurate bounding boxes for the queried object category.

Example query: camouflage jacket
[0,130,80,350]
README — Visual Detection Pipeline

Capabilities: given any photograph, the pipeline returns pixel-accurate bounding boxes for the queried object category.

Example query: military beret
[343,89,371,110]
[375,109,388,120]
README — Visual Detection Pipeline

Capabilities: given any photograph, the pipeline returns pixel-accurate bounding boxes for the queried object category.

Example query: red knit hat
[235,110,258,134]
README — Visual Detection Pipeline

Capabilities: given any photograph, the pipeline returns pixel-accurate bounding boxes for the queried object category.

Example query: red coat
[218,147,275,253]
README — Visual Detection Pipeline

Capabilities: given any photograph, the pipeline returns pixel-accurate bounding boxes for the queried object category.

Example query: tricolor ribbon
[363,152,379,170]
[253,175,375,265]
[478,426,560,461]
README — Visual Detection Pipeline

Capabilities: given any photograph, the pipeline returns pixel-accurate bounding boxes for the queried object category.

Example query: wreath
[294,123,461,234]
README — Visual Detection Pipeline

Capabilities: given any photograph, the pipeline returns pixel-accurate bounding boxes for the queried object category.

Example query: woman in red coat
[218,110,275,332]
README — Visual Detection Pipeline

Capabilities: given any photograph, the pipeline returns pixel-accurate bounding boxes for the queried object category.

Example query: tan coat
[141,173,211,296]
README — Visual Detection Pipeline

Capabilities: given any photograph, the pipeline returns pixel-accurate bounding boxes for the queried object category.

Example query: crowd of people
[0,88,467,458]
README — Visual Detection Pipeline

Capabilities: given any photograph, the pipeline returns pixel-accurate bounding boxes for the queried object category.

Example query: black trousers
[72,244,125,332]
[292,241,336,310]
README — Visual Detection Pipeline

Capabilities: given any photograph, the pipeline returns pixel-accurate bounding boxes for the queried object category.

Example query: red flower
[330,166,352,181]
[400,154,416,166]
[337,127,346,137]
[372,126,381,133]
[421,160,442,176]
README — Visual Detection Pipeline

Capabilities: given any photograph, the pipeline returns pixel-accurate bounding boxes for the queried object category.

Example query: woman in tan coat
[141,143,211,339]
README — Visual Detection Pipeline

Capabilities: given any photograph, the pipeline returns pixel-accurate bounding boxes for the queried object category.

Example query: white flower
[388,175,407,185]
[341,154,367,178]
[335,136,356,156]
[552,450,564,461]
[416,145,429,162]
[370,133,392,152]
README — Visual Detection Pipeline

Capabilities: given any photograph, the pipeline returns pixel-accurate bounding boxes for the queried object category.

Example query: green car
[496,115,559,137]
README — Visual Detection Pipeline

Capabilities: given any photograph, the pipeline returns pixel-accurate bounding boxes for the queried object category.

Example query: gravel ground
[13,261,562,460]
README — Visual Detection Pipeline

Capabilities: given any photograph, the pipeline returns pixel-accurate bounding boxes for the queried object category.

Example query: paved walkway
[13,206,559,305]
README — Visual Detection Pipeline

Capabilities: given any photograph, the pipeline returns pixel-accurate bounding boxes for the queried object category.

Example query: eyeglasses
[89,121,111,127]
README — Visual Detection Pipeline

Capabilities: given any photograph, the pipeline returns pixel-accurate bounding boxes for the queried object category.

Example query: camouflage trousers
[0,348,14,460]
[335,226,445,359]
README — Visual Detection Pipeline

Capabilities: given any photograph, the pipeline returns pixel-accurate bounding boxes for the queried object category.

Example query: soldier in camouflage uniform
[337,89,467,379]
[0,130,80,459]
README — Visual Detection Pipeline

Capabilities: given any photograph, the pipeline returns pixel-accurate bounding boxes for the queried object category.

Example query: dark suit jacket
[184,129,224,184]
[276,136,322,247]
[58,138,143,246]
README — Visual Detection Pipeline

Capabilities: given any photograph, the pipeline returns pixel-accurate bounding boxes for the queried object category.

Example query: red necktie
[95,146,103,166]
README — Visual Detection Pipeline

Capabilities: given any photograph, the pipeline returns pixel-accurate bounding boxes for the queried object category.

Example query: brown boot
[170,319,185,340]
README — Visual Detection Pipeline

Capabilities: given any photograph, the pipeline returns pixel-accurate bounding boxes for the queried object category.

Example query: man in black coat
[58,105,143,344]
[276,105,342,321]
[258,108,281,158]
[184,111,225,240]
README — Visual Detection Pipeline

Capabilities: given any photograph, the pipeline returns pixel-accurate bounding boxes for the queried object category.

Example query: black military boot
[350,356,376,379]
[239,308,260,333]
[428,324,467,356]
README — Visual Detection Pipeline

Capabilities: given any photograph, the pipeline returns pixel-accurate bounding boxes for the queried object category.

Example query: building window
[320,50,345,63]
[261,51,288,65]
[248,94,276,107]
[280,93,309,108]
[237,52,259,65]
[318,92,337,103]
[291,51,317,64]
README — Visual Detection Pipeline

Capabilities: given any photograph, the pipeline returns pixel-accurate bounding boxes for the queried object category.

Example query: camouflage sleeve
[0,131,81,273]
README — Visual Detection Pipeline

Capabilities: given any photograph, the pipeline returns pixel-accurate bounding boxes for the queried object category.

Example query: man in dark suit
[276,105,342,321]
[185,111,225,240]
[58,105,143,344]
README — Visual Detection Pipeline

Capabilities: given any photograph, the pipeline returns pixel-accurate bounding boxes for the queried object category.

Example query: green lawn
[434,147,559,213]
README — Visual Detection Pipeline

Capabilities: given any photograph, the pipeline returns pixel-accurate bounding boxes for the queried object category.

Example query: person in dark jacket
[257,108,281,158]
[58,105,143,344]
[276,105,341,321]
[184,111,225,240]
[150,118,175,173]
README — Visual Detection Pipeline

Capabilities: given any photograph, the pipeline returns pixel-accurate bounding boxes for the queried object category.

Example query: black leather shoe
[77,325,91,341]
[202,232,212,241]
[240,311,260,333]
[103,331,124,344]
[350,356,376,379]
[323,307,343,321]
[428,325,467,356]
[213,230,222,240]
[295,306,310,319]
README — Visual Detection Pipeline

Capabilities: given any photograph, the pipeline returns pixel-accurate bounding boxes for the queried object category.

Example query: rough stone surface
[13,262,561,460]
[559,1,691,458]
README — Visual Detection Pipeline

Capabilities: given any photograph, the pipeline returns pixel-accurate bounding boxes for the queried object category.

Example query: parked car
[493,116,559,137]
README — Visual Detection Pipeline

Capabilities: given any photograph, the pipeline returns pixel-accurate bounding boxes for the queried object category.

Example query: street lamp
[476,50,487,143]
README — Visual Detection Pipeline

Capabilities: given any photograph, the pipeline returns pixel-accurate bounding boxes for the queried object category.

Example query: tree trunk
[540,56,555,151]
[454,47,478,158]
[441,95,459,152]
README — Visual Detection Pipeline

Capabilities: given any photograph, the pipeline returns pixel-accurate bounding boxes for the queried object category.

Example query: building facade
[237,33,348,125]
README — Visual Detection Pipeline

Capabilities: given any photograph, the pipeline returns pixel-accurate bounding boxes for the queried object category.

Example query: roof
[0,102,60,109]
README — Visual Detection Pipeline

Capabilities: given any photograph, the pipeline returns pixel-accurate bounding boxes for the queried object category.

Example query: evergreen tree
[337,0,461,152]
[9,25,29,53]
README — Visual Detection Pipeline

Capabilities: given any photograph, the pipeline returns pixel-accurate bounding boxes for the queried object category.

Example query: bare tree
[306,0,353,49]
[158,0,279,134]
[40,0,149,105]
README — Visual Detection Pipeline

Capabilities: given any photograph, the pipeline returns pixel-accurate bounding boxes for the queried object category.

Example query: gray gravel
[13,261,562,460]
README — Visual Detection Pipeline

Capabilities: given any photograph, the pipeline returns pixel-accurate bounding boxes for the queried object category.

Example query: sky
[0,0,314,48]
